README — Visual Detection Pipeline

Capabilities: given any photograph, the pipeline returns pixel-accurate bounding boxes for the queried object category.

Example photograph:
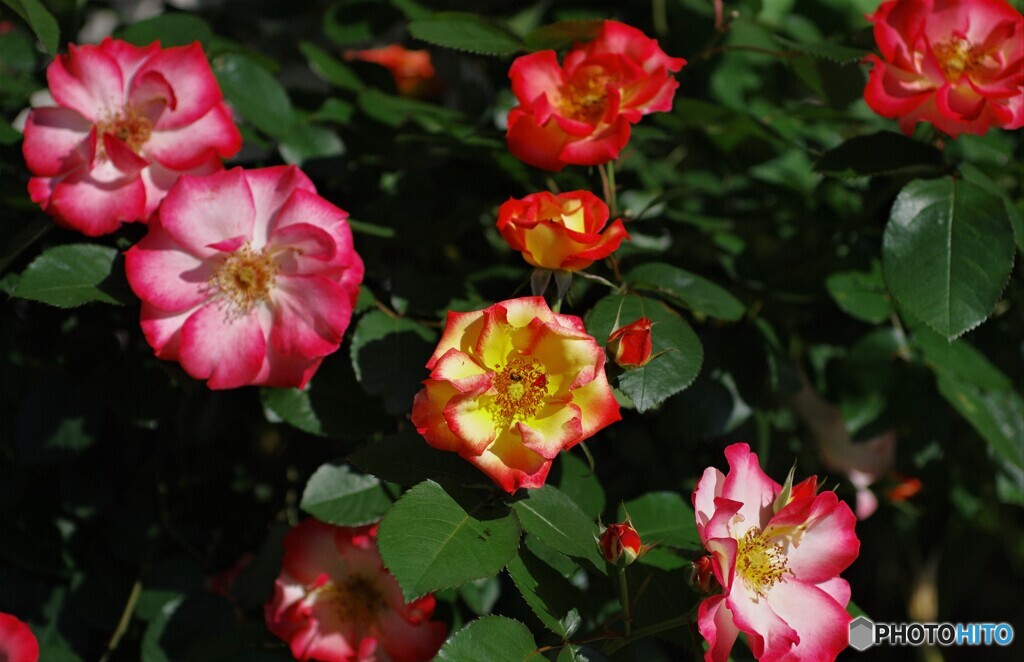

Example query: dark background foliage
[1,0,1021,659]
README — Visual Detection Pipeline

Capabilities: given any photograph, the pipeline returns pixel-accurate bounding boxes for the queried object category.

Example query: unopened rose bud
[599,521,643,567]
[689,555,718,594]
[607,318,654,368]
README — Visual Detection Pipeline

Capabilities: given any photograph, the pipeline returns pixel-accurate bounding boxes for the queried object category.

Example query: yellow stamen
[557,74,610,124]
[735,527,792,598]
[208,243,277,316]
[491,357,548,429]
[96,107,153,157]
[933,37,979,83]
[314,575,387,628]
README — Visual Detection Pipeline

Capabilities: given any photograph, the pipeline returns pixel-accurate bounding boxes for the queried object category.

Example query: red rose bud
[599,521,643,567]
[689,555,717,594]
[608,318,654,368]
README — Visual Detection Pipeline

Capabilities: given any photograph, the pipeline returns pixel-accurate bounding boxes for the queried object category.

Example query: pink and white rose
[125,165,363,389]
[693,443,860,662]
[22,37,242,235]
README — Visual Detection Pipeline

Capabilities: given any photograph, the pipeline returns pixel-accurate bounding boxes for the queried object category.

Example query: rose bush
[506,20,685,170]
[22,37,241,235]
[864,0,1024,136]
[411,297,620,492]
[125,165,363,389]
[496,190,628,272]
[266,519,447,662]
[693,443,859,662]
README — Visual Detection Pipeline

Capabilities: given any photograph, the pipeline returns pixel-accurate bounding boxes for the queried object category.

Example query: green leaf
[522,20,603,51]
[13,244,128,307]
[587,295,704,412]
[357,88,462,130]
[619,492,700,549]
[311,98,356,126]
[912,326,1011,391]
[815,132,946,179]
[350,310,436,414]
[506,545,581,638]
[260,352,386,438]
[882,177,1015,340]
[774,35,865,63]
[278,122,345,165]
[626,262,745,321]
[959,162,1024,253]
[510,485,604,571]
[118,13,213,47]
[826,263,892,323]
[1,0,59,54]
[409,12,523,56]
[458,576,501,615]
[436,616,537,662]
[0,119,21,145]
[301,464,392,526]
[300,41,364,91]
[377,480,521,599]
[937,375,1024,472]
[136,558,205,621]
[555,453,605,520]
[212,54,295,138]
[348,432,486,487]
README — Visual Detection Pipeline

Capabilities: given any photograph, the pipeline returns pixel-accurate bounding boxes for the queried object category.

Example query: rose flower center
[209,243,277,315]
[735,527,791,598]
[933,37,983,83]
[491,357,548,428]
[318,575,388,629]
[559,74,610,124]
[96,107,153,155]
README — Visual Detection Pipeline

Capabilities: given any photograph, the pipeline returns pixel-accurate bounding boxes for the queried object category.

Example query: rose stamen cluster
[735,527,792,598]
[208,242,279,317]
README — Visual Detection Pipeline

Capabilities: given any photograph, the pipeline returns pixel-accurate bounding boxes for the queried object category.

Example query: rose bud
[689,555,718,595]
[599,520,643,567]
[607,318,654,368]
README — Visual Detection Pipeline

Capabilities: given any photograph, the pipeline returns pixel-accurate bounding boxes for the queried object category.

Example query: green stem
[99,579,142,662]
[605,613,691,655]
[618,567,632,638]
[601,162,619,217]
[0,218,51,275]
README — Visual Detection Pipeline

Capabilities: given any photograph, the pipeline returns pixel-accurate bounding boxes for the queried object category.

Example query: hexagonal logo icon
[849,616,875,652]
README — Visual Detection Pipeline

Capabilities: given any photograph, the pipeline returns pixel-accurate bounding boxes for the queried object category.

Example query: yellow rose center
[558,73,610,125]
[491,357,548,429]
[209,243,277,315]
[735,527,791,598]
[96,107,153,156]
[315,575,387,628]
[933,37,980,83]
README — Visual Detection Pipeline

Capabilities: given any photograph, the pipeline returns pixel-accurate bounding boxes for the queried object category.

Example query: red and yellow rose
[411,297,621,492]
[496,190,628,272]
